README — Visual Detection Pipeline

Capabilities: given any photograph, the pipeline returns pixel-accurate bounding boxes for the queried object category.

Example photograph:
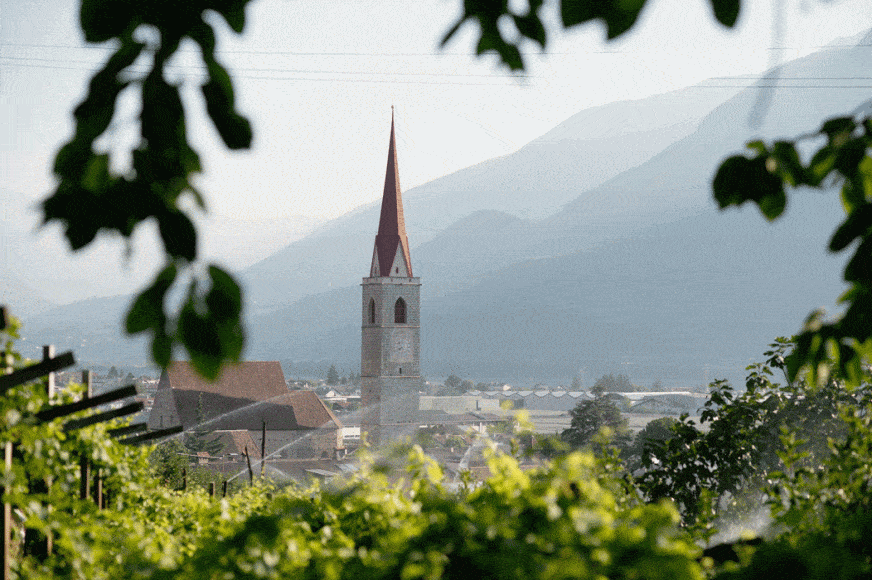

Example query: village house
[148,361,343,460]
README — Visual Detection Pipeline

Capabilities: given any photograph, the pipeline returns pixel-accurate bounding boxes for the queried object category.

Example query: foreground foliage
[4,316,872,578]
[635,339,872,526]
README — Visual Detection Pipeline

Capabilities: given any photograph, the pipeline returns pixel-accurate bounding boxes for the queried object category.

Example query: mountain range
[15,33,872,388]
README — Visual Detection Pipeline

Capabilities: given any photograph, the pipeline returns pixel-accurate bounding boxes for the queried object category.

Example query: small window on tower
[395,267,399,274]
[368,298,376,324]
[394,298,406,324]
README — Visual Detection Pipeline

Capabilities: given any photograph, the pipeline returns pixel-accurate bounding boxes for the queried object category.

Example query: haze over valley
[10,32,870,389]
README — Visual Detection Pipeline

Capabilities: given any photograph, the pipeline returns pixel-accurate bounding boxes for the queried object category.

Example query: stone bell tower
[360,110,421,446]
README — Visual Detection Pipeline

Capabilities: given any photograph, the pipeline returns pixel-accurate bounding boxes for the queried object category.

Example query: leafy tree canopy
[183,393,225,457]
[444,374,463,392]
[562,397,629,448]
[591,373,634,396]
[637,338,872,523]
[326,365,339,386]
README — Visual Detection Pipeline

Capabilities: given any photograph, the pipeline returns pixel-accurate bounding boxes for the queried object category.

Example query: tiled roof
[280,391,343,429]
[372,112,413,277]
[214,430,261,459]
[159,362,341,432]
[170,390,341,432]
[161,361,288,401]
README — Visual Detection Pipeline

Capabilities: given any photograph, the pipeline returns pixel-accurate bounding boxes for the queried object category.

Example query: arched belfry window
[368,298,376,324]
[394,298,407,324]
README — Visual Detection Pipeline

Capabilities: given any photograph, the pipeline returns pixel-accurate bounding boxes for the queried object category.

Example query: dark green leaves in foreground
[714,116,872,387]
[127,265,243,380]
[444,0,741,70]
[45,0,254,379]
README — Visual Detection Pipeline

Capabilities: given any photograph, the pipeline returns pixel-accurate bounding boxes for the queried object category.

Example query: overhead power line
[0,54,517,77]
[7,40,872,56]
[6,57,872,90]
[0,59,518,86]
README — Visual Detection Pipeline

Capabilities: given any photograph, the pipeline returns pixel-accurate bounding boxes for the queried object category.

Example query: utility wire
[6,57,872,88]
[7,40,872,55]
[0,54,521,78]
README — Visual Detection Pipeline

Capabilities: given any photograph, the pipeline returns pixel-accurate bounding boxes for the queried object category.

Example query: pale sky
[2,0,872,301]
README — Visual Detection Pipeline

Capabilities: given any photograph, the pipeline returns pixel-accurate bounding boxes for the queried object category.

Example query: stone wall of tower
[361,276,421,446]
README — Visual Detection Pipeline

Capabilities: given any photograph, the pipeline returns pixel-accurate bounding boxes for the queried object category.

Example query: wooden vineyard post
[244,447,254,485]
[95,470,103,510]
[79,371,92,501]
[82,369,93,398]
[0,311,8,578]
[79,456,90,501]
[1,442,10,580]
[1,341,10,580]
[261,421,266,478]
[209,482,215,498]
[42,346,55,400]
[222,480,228,498]
[22,348,56,559]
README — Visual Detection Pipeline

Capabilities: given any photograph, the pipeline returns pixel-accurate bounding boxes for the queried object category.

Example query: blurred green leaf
[179,301,222,381]
[771,141,804,186]
[843,237,872,284]
[513,13,546,47]
[82,153,111,192]
[152,328,173,369]
[833,138,867,176]
[758,189,787,221]
[476,31,524,71]
[158,211,197,262]
[714,153,785,217]
[821,117,855,141]
[839,290,872,343]
[206,266,242,322]
[125,264,177,334]
[80,0,137,43]
[807,146,836,186]
[829,204,872,252]
[560,0,646,39]
[709,0,740,26]
[841,172,868,213]
[141,75,189,179]
[213,0,250,33]
[201,78,253,150]
[713,155,753,208]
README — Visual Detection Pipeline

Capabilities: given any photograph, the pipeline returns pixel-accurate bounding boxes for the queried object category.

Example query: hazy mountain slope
[245,37,872,315]
[421,197,846,386]
[0,278,55,320]
[244,40,870,385]
[248,191,845,388]
[241,85,737,312]
[22,38,872,379]
[18,294,147,365]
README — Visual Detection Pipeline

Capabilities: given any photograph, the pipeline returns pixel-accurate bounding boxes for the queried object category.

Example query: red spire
[372,109,413,277]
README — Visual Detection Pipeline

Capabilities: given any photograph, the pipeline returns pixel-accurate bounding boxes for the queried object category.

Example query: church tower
[360,111,421,446]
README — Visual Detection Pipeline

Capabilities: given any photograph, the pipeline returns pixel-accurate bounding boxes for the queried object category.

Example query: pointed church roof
[372,110,413,277]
